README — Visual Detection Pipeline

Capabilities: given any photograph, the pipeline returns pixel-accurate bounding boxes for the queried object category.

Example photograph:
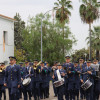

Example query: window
[3,31,8,45]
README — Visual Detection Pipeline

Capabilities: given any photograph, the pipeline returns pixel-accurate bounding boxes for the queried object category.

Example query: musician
[73,61,81,100]
[53,63,66,100]
[18,62,24,99]
[63,56,74,100]
[4,56,21,100]
[80,60,96,100]
[44,61,52,98]
[33,60,42,100]
[0,62,6,100]
[22,60,34,100]
[91,59,100,100]
[78,58,86,100]
[52,61,58,97]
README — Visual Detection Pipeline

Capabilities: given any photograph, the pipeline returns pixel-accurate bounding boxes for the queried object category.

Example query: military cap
[57,63,62,66]
[0,62,5,65]
[19,62,24,65]
[40,61,44,64]
[65,55,70,59]
[25,59,30,63]
[54,61,58,64]
[34,59,38,62]
[9,56,17,60]
[74,61,78,64]
[87,60,91,63]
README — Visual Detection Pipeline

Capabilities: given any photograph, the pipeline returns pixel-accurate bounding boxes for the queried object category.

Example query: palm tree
[79,0,100,60]
[54,0,73,57]
[87,26,100,60]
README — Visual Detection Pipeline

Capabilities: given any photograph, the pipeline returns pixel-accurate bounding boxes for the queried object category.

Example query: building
[0,14,15,64]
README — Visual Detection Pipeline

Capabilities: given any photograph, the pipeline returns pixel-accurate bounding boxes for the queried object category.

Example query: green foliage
[79,0,100,24]
[86,26,100,60]
[71,48,89,62]
[14,47,26,63]
[14,13,25,49]
[21,13,76,65]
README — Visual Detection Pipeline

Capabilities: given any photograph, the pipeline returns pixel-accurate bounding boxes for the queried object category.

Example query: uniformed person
[18,62,24,99]
[45,61,52,98]
[33,60,42,100]
[53,63,66,100]
[73,61,81,100]
[63,56,74,100]
[22,60,34,100]
[52,61,58,97]
[91,59,100,100]
[79,58,86,100]
[80,60,96,100]
[4,56,21,100]
[0,62,6,100]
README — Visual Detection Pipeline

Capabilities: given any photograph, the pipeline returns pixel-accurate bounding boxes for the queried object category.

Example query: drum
[22,77,31,86]
[54,80,64,87]
[81,79,92,90]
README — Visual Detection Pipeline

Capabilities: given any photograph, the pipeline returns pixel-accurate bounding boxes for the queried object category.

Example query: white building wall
[0,17,14,64]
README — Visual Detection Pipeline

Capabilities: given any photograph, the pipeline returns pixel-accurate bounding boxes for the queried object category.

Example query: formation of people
[0,55,100,100]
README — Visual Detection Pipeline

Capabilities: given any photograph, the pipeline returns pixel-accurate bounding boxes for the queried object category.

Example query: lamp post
[41,9,54,61]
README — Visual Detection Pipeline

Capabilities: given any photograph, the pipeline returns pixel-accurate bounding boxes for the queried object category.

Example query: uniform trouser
[57,85,64,100]
[73,83,80,100]
[67,82,74,100]
[8,88,18,100]
[53,83,57,96]
[0,85,6,100]
[86,85,94,100]
[65,83,69,100]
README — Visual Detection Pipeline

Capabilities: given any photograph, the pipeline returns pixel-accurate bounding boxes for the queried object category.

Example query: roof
[0,14,16,21]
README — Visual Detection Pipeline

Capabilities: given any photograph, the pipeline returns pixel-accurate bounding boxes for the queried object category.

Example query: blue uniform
[33,66,42,100]
[79,63,86,100]
[22,66,34,100]
[63,62,74,100]
[73,66,81,100]
[0,69,6,100]
[5,64,21,100]
[18,66,24,99]
[54,69,66,100]
[80,66,96,100]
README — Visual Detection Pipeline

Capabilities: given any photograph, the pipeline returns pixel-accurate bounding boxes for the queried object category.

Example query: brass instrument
[33,61,42,70]
[0,66,6,72]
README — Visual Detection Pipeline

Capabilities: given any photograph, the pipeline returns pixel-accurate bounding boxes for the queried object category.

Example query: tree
[14,13,25,49]
[71,48,89,62]
[22,13,76,65]
[79,0,100,60]
[86,26,100,60]
[54,0,73,57]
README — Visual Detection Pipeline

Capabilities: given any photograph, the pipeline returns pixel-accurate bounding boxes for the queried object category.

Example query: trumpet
[0,66,6,72]
[33,61,42,70]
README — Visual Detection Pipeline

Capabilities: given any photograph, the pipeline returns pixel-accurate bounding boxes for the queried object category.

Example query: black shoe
[54,95,57,97]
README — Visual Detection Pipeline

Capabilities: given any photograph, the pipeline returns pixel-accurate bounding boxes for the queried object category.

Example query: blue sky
[0,0,100,51]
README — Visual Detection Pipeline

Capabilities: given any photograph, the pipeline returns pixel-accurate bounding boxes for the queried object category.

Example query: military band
[0,56,100,100]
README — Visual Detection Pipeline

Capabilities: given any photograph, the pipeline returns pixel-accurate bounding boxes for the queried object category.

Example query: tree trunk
[89,23,92,60]
[62,23,65,58]
[96,50,99,60]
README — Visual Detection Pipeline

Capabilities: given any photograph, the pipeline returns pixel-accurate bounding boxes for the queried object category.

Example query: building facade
[0,14,15,64]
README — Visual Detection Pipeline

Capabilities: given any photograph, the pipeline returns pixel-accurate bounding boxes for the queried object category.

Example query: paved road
[3,82,100,100]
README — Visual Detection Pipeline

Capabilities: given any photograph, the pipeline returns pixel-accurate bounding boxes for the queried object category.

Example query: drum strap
[29,67,31,74]
[57,69,64,81]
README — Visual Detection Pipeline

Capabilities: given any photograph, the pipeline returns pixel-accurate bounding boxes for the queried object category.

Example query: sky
[0,0,100,51]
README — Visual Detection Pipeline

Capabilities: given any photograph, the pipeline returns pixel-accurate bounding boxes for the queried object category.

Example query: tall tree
[14,13,25,49]
[79,0,100,60]
[22,13,76,65]
[86,26,100,60]
[54,0,73,57]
